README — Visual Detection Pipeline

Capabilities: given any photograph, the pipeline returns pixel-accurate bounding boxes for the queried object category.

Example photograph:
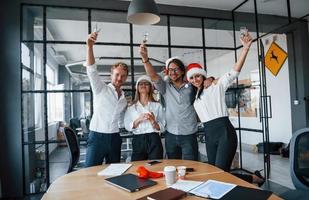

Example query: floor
[198,142,294,189]
[199,142,293,197]
[43,140,294,199]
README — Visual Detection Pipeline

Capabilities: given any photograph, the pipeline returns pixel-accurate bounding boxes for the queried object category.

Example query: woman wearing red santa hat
[187,33,264,186]
[186,33,253,172]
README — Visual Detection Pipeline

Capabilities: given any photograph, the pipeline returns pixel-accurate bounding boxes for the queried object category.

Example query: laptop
[105,173,157,192]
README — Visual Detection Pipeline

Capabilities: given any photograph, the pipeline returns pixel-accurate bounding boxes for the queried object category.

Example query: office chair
[80,118,90,134]
[280,128,309,200]
[63,127,84,173]
[290,128,309,190]
[69,118,81,132]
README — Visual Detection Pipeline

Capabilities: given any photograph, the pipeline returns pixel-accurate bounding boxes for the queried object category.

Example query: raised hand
[87,32,98,48]
[234,32,253,72]
[240,32,253,49]
[139,43,149,63]
[86,32,98,66]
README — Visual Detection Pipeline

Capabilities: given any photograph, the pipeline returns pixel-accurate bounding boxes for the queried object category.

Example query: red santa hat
[186,63,207,79]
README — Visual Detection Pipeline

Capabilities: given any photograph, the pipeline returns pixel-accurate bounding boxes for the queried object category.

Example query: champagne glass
[240,26,248,38]
[143,32,149,43]
[93,23,101,33]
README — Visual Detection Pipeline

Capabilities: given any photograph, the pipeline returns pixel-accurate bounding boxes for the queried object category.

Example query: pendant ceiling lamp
[127,0,160,25]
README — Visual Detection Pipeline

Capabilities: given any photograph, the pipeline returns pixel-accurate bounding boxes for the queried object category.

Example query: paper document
[190,179,236,199]
[97,163,132,176]
[170,180,203,192]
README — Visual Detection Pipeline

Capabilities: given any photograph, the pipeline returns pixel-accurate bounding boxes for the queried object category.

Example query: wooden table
[42,159,281,200]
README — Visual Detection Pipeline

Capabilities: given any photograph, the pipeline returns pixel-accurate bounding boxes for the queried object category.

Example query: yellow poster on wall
[264,42,288,76]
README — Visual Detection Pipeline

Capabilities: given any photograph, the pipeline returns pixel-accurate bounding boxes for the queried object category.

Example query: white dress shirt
[124,101,165,135]
[193,70,239,123]
[86,64,127,133]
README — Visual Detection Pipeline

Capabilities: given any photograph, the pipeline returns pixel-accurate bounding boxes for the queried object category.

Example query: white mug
[164,166,176,185]
[177,166,186,180]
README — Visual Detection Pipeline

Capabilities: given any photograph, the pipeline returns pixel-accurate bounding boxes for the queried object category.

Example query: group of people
[83,30,264,186]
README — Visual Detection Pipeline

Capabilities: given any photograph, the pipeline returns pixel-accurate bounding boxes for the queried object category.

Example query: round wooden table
[42,159,282,200]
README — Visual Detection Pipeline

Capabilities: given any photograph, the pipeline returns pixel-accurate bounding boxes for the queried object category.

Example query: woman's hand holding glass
[240,32,253,50]
[133,112,156,128]
[145,112,155,124]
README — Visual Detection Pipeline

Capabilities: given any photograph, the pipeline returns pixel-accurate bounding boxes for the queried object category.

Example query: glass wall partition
[21,0,309,195]
[92,10,130,44]
[289,0,309,19]
[46,7,88,42]
[21,4,230,193]
[133,15,168,45]
[170,16,203,47]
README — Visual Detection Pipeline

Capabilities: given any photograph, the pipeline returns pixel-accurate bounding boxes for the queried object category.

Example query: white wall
[207,34,292,145]
[264,35,292,144]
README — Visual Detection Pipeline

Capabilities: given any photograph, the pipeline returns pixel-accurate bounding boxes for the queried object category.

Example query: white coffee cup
[177,166,186,180]
[164,166,176,185]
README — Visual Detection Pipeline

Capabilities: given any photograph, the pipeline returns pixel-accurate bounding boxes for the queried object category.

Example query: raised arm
[86,32,97,66]
[139,43,160,81]
[85,32,107,94]
[234,33,253,72]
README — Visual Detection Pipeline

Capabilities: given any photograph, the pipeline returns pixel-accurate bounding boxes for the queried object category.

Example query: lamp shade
[127,0,160,25]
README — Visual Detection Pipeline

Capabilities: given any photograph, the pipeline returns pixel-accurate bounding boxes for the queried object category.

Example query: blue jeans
[165,132,198,161]
[85,131,122,167]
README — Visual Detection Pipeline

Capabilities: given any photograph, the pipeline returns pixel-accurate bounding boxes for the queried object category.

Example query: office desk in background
[42,159,281,200]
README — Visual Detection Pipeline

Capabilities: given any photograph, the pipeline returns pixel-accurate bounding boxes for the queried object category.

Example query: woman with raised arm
[187,33,253,171]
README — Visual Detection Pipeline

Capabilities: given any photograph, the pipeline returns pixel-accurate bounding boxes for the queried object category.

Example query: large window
[21,0,306,195]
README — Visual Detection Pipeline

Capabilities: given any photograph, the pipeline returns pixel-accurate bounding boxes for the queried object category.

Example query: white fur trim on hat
[135,75,153,88]
[186,68,207,79]
[165,56,181,69]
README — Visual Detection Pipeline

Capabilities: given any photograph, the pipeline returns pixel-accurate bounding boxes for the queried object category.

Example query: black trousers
[131,132,163,161]
[203,117,237,172]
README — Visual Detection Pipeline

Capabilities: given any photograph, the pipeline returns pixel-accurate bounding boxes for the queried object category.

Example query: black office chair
[80,118,90,135]
[290,128,309,189]
[63,127,83,173]
[69,118,81,132]
[280,128,309,200]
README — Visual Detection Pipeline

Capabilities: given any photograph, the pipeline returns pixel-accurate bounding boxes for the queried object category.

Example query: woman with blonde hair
[124,75,165,161]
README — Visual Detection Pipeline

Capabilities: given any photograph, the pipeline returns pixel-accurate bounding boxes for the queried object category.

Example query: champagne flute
[143,32,149,43]
[240,26,248,38]
[93,23,101,33]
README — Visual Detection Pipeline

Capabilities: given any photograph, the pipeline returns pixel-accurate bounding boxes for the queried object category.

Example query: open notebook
[97,163,132,176]
[170,179,272,200]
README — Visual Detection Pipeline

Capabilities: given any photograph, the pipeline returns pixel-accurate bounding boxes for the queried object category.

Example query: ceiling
[36,0,308,84]
[123,0,309,17]
[124,0,244,11]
